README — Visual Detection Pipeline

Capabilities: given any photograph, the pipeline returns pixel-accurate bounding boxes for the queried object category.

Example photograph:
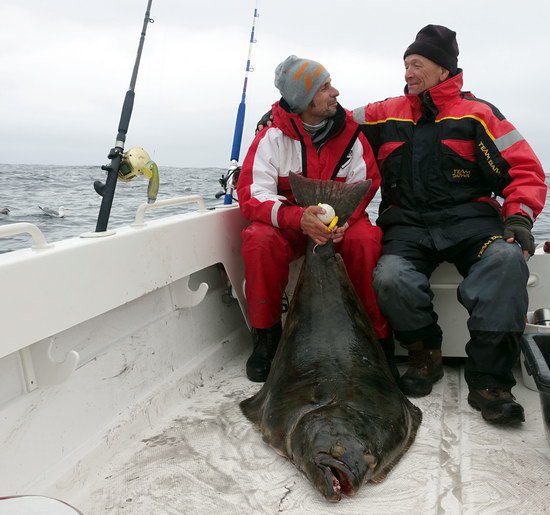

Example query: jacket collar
[405,70,464,117]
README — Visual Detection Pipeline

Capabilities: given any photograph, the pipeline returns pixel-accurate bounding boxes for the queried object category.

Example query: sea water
[0,164,228,254]
[0,163,549,254]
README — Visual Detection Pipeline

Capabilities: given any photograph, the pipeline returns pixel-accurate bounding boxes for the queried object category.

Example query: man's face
[301,78,339,123]
[404,54,449,95]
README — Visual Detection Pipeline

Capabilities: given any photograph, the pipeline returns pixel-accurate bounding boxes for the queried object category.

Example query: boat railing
[132,195,207,227]
[0,222,53,249]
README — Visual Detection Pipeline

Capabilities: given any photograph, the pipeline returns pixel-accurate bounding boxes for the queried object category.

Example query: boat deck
[71,353,549,515]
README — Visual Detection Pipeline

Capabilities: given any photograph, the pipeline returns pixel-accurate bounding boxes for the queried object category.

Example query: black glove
[255,109,273,134]
[503,214,535,255]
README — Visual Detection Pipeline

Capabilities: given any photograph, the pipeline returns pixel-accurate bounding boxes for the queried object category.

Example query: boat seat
[282,257,550,359]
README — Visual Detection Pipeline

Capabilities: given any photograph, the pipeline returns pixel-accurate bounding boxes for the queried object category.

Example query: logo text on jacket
[452,169,471,179]
[478,141,501,176]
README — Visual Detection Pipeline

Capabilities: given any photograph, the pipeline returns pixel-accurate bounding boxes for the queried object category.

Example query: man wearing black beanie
[403,24,459,76]
[353,24,547,425]
[255,25,546,425]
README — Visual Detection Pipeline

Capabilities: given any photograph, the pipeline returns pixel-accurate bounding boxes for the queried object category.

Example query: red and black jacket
[353,71,547,246]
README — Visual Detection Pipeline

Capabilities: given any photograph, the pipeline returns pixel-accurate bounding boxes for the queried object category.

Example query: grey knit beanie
[274,55,330,113]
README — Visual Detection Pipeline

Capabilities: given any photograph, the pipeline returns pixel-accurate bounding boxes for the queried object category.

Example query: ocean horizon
[1,163,549,254]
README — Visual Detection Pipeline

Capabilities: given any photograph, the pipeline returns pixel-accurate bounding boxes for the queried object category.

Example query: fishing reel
[215,163,240,203]
[118,147,160,204]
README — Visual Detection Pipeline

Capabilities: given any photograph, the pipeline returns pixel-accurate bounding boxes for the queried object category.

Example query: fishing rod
[218,0,260,205]
[93,0,156,232]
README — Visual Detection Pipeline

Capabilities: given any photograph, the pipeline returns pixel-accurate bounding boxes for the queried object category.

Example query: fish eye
[363,451,377,468]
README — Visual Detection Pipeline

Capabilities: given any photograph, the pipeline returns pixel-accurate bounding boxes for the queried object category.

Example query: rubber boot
[398,341,444,397]
[467,387,525,424]
[246,321,282,382]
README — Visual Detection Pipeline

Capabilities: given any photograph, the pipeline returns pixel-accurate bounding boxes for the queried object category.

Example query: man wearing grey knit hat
[237,55,394,384]
[274,55,331,114]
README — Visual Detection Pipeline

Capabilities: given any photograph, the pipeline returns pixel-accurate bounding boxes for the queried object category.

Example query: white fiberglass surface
[71,354,549,515]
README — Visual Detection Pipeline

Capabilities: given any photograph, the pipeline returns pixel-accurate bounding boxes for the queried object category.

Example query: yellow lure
[327,216,339,232]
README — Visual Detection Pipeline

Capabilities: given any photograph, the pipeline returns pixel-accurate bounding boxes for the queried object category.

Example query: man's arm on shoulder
[343,129,382,227]
[255,109,273,134]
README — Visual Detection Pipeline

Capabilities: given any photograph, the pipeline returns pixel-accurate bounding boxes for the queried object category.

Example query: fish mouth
[316,455,357,501]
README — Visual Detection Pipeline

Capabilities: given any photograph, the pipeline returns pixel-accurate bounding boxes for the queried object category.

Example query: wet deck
[72,353,549,515]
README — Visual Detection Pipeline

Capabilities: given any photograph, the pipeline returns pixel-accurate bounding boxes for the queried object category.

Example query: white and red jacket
[237,100,381,227]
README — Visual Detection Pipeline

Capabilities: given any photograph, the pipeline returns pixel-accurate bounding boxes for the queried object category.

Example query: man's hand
[256,110,273,134]
[503,214,534,259]
[300,206,331,245]
[331,225,347,244]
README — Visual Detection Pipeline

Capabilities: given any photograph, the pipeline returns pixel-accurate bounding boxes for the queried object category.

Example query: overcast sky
[1,0,548,173]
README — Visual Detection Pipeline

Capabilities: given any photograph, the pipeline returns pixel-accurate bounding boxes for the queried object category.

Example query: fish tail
[288,173,371,226]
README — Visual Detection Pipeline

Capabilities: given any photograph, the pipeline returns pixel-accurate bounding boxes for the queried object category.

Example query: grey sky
[1,0,548,173]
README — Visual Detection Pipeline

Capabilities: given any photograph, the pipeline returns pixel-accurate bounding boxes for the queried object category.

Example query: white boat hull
[1,204,549,513]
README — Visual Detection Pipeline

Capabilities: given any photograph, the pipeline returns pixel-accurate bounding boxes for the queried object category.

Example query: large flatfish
[240,173,422,502]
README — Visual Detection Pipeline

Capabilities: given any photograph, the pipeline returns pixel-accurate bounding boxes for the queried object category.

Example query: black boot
[398,341,444,397]
[246,322,282,382]
[467,387,525,424]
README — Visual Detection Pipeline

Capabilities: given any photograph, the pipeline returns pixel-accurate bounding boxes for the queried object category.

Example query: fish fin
[369,402,423,484]
[239,397,262,425]
[288,173,371,226]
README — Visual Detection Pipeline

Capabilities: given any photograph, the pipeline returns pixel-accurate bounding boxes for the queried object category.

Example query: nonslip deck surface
[75,355,550,515]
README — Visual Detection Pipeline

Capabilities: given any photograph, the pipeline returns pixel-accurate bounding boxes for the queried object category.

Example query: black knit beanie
[403,24,459,75]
